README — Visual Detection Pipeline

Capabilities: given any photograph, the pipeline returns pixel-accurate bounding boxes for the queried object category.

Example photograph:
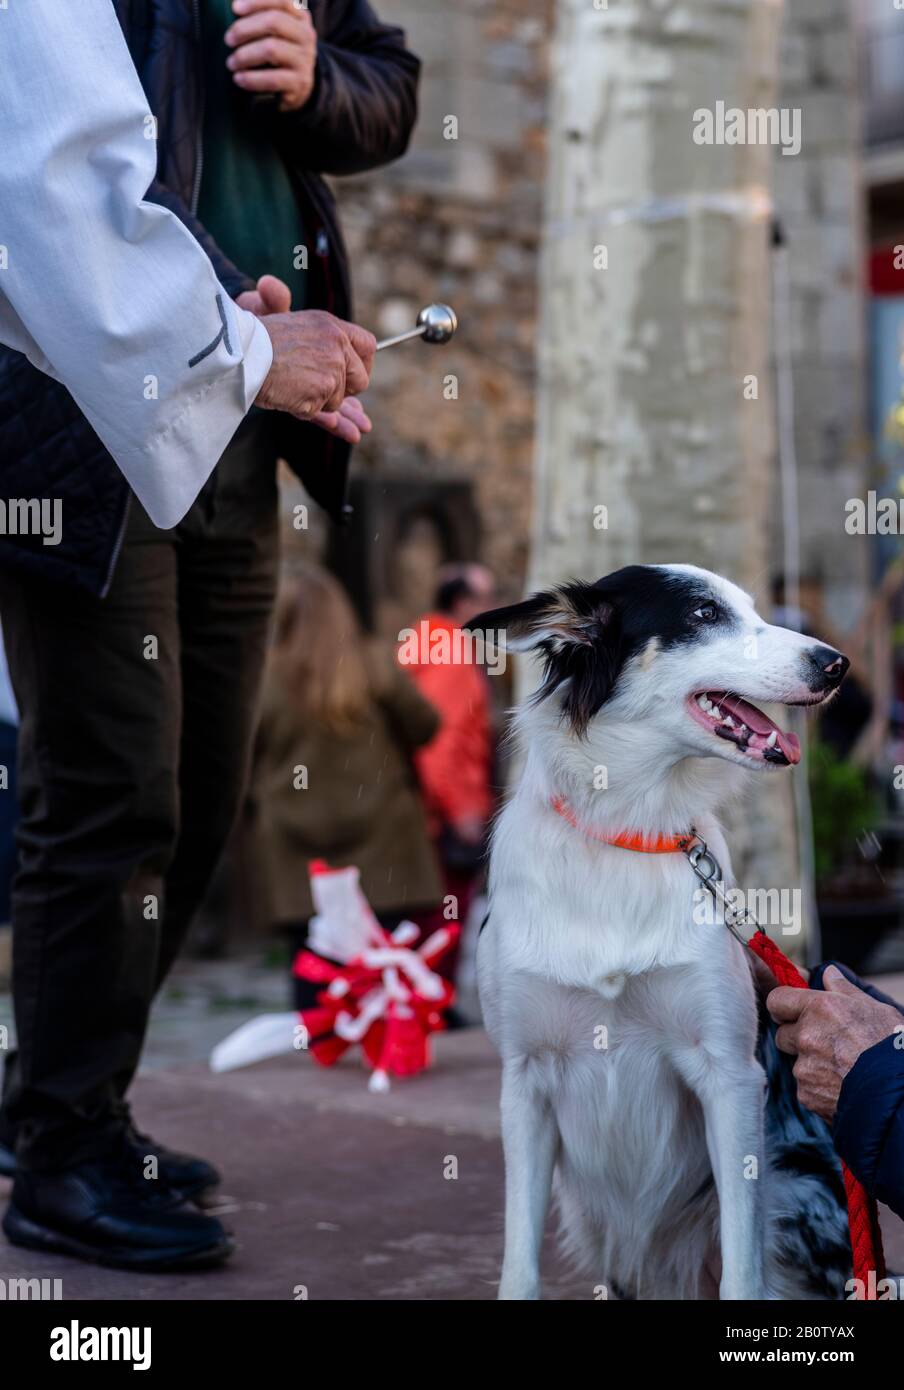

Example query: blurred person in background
[0,0,418,1272]
[253,565,443,1011]
[406,566,496,980]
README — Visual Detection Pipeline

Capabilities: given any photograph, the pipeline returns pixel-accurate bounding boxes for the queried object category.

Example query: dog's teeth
[739,723,748,734]
[697,695,709,711]
[766,731,777,748]
[722,715,735,727]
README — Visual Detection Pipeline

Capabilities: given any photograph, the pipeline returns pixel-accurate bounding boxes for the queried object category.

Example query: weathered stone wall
[325,0,552,600]
[315,0,868,625]
[774,0,870,626]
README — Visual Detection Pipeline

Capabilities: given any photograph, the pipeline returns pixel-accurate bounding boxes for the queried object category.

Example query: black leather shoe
[0,1130,221,1202]
[124,1126,221,1203]
[2,1147,233,1271]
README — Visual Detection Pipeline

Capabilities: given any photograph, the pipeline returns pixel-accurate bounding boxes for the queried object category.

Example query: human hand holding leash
[767,965,902,1120]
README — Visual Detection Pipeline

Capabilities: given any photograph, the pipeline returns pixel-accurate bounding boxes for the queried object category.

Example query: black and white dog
[469,564,852,1300]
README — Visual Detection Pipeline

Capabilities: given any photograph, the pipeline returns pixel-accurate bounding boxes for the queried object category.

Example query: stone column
[528,0,801,920]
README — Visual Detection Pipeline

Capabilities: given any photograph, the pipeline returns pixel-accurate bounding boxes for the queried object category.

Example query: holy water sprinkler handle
[375,303,458,352]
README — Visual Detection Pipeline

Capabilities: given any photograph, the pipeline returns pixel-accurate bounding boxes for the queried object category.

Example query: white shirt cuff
[121,300,275,529]
[234,305,274,412]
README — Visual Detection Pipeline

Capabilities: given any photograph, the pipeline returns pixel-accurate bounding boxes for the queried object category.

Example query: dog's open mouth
[687,691,802,765]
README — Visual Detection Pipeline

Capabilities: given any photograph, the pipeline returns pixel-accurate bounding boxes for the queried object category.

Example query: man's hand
[310,396,372,446]
[254,309,376,421]
[238,282,374,441]
[226,0,317,112]
[767,966,903,1120]
[236,273,292,318]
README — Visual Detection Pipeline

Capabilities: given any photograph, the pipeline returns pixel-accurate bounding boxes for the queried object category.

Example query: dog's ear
[466,591,572,653]
[467,582,624,735]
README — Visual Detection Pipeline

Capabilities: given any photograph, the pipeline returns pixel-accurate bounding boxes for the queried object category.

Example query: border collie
[468,564,852,1300]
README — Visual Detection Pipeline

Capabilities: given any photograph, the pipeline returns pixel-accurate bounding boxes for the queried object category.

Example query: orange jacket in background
[403,613,493,834]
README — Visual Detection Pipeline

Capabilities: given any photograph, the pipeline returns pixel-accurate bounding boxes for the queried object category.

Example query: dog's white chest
[487,844,703,993]
[483,788,737,995]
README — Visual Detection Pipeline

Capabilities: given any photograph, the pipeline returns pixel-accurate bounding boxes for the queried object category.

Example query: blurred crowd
[252,561,500,1014]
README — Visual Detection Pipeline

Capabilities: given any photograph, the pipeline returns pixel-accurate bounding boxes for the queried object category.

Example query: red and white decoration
[294,861,458,1091]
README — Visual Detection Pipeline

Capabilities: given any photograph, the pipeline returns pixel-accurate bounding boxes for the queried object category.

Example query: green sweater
[196,0,307,307]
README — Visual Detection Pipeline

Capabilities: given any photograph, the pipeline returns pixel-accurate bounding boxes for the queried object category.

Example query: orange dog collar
[550,795,692,854]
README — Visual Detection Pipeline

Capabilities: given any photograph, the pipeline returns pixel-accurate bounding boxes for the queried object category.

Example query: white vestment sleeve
[0,0,273,528]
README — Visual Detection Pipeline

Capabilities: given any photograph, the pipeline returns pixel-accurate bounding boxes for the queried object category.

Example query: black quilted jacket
[0,0,419,594]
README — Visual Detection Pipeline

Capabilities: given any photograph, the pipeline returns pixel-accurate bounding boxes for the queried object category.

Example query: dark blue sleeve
[833,1033,904,1221]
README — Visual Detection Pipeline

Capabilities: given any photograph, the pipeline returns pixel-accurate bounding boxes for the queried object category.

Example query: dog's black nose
[806,645,850,690]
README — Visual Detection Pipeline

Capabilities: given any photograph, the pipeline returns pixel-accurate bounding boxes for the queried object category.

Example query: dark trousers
[0,422,278,1170]
[0,719,18,923]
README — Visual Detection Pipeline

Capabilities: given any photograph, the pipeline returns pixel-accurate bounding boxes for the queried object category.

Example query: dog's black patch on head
[590,565,738,657]
[532,583,623,736]
[467,566,740,736]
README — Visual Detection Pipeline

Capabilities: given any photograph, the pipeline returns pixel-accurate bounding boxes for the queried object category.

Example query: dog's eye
[693,602,719,623]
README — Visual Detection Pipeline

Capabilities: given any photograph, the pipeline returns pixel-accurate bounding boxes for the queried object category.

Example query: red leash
[550,798,886,1298]
[746,929,886,1299]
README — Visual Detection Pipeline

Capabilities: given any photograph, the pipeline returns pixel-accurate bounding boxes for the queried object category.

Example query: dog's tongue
[716,694,801,765]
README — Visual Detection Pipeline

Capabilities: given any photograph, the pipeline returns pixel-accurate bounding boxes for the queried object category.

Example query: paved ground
[0,959,902,1300]
[0,1028,586,1300]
